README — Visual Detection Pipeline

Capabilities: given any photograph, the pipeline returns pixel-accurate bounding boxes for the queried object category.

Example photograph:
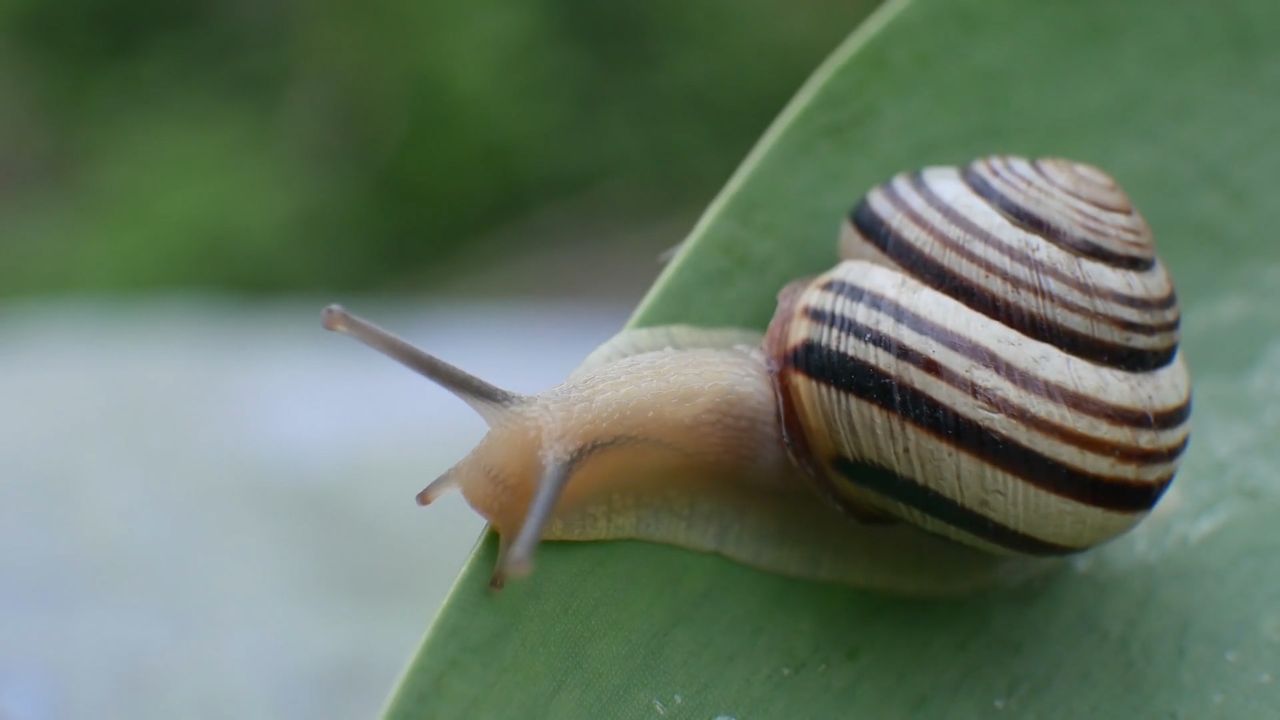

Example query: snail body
[324,156,1191,592]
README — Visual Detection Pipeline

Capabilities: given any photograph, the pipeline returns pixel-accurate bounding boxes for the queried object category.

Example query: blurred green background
[0,3,876,718]
[1,0,871,298]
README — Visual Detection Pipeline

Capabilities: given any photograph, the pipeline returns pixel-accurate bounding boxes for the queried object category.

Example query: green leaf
[387,0,1280,716]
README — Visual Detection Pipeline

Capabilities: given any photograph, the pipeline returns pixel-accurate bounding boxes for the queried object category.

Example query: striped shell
[766,156,1191,555]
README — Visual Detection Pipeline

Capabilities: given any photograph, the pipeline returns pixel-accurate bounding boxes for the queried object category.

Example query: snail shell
[768,157,1190,556]
[322,155,1191,592]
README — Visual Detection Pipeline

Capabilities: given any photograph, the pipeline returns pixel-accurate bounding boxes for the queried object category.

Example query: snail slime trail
[322,156,1190,594]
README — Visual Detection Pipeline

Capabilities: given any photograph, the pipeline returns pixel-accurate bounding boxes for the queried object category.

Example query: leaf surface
[387,0,1280,716]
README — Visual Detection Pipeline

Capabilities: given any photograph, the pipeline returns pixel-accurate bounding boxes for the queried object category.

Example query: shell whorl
[769,156,1192,555]
[839,156,1179,371]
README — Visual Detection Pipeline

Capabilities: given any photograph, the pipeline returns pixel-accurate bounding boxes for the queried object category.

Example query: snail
[323,156,1191,594]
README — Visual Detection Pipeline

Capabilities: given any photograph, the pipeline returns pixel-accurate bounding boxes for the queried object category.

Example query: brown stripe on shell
[1032,158,1132,213]
[828,457,1080,556]
[804,305,1189,465]
[784,339,1172,513]
[969,158,1151,259]
[1000,158,1141,233]
[961,164,1155,271]
[849,199,1179,371]
[765,279,899,524]
[767,292,1065,547]
[818,278,1190,430]
[907,171,1178,313]
[987,157,1151,248]
[882,175,1180,335]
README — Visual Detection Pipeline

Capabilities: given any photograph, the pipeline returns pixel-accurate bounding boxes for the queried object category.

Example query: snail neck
[448,346,797,582]
[544,345,793,489]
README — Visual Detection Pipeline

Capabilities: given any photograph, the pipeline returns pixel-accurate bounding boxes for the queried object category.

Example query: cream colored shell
[769,157,1191,555]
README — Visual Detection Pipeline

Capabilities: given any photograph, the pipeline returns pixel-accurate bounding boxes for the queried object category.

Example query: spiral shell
[767,156,1191,555]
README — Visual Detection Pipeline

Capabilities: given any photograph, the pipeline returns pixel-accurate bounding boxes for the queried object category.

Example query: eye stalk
[322,304,581,588]
[321,304,520,422]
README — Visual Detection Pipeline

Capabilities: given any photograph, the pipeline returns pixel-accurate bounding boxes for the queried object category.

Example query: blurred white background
[0,298,630,719]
